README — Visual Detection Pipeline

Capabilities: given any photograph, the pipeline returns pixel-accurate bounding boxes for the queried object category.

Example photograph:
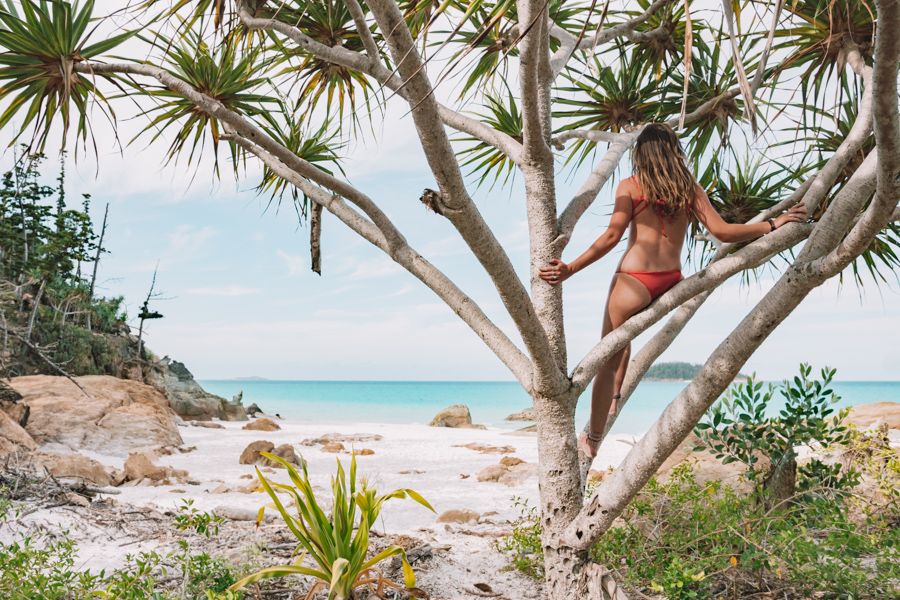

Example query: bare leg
[610,343,631,416]
[579,275,650,458]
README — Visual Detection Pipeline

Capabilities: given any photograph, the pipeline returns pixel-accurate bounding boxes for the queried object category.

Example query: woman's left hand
[539,259,572,285]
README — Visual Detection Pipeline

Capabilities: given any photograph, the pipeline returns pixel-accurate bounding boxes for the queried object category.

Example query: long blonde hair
[632,123,697,219]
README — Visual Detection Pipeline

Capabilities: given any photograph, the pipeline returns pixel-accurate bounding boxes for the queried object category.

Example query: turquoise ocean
[199,380,900,435]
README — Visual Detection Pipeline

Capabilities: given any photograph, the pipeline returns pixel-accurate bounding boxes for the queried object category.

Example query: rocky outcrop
[655,433,753,492]
[32,451,114,486]
[239,440,274,464]
[122,451,188,484]
[146,357,247,422]
[845,401,900,430]
[0,380,28,427]
[505,407,535,422]
[436,509,480,524]
[300,432,384,446]
[11,375,182,456]
[476,456,538,486]
[238,440,299,468]
[453,442,515,454]
[429,404,486,429]
[0,409,37,458]
[242,417,280,432]
[267,443,301,467]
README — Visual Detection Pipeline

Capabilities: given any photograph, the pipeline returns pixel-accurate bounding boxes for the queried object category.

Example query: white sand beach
[8,415,640,599]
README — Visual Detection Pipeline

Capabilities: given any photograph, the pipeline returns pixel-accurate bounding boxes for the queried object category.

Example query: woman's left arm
[539,182,633,286]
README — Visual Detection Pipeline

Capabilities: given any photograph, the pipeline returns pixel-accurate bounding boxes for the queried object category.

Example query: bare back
[617,176,690,273]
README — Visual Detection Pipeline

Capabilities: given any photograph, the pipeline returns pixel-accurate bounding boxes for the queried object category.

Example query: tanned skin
[540,178,807,458]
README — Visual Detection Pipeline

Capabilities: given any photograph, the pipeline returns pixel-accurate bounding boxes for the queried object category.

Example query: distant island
[646,362,748,381]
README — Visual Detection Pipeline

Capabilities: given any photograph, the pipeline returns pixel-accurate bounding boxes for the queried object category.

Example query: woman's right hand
[773,203,808,229]
[539,259,572,286]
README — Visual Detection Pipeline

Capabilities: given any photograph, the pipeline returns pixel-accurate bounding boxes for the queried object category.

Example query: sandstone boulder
[429,404,485,429]
[239,440,274,465]
[263,443,301,468]
[33,451,114,486]
[123,451,188,483]
[300,432,383,446]
[655,433,751,491]
[242,417,280,432]
[436,509,480,524]
[476,464,508,482]
[845,401,900,430]
[0,380,28,427]
[321,441,345,453]
[453,442,514,454]
[11,375,183,456]
[505,407,535,422]
[146,358,247,421]
[476,457,538,486]
[353,448,375,456]
[0,409,37,458]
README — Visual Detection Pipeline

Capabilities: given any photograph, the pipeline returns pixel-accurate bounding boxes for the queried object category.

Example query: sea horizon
[199,379,900,435]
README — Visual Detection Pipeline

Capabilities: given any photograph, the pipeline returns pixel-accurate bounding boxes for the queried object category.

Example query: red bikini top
[630,177,673,238]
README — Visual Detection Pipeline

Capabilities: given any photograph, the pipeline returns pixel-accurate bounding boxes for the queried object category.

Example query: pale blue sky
[1,1,897,381]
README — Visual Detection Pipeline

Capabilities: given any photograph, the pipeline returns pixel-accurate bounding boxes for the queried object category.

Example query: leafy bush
[500,464,899,598]
[231,452,435,599]
[0,494,243,599]
[694,364,853,502]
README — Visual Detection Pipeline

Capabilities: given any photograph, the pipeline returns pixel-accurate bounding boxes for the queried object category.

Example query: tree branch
[569,221,813,394]
[367,0,566,392]
[224,131,535,389]
[235,1,524,164]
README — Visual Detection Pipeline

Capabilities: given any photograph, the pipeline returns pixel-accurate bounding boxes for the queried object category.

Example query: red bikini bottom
[617,269,683,300]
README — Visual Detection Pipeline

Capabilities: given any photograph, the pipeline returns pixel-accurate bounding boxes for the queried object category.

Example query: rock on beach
[11,375,183,456]
[429,404,486,429]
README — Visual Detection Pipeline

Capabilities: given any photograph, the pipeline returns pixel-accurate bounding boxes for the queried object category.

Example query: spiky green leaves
[458,88,522,188]
[130,32,276,176]
[0,0,134,154]
[767,0,876,98]
[231,452,433,599]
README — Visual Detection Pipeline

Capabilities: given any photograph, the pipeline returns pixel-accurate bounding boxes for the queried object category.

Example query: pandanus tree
[0,0,897,597]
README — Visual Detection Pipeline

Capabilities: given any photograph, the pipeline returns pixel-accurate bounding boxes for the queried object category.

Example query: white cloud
[186,286,260,297]
[168,225,216,255]
[276,249,307,276]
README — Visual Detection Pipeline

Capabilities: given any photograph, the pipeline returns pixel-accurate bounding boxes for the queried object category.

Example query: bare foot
[578,430,602,459]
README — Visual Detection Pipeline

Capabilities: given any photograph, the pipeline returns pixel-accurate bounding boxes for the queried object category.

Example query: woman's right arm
[693,184,807,243]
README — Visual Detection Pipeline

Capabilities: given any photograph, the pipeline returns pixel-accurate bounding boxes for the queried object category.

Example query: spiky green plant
[256,100,345,216]
[0,0,134,154]
[458,88,521,189]
[554,49,663,167]
[766,0,876,101]
[129,31,275,176]
[230,452,434,600]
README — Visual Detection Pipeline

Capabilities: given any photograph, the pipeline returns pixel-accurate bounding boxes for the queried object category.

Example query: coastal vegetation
[0,152,136,378]
[232,452,433,598]
[0,0,897,598]
[501,367,900,598]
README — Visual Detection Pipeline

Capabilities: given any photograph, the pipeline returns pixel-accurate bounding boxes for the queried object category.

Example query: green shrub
[694,364,854,503]
[0,494,244,598]
[500,463,899,598]
[231,452,434,599]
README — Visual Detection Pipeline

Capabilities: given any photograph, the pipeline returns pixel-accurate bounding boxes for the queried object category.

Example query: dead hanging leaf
[310,202,322,275]
[721,0,759,134]
[678,0,694,128]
